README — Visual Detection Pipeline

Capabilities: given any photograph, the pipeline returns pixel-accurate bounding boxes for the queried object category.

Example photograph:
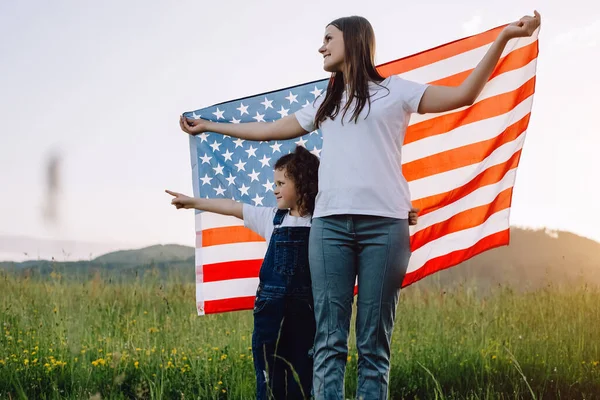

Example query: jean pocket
[273,240,309,276]
[253,296,270,315]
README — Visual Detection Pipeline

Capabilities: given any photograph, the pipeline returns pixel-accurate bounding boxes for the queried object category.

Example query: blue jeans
[309,215,411,400]
[252,290,315,399]
[252,209,315,400]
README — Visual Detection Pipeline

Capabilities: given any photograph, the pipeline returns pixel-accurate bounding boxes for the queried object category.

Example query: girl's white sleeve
[242,204,276,240]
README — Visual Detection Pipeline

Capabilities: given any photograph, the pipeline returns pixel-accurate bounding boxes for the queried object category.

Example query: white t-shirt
[243,204,312,242]
[294,76,428,219]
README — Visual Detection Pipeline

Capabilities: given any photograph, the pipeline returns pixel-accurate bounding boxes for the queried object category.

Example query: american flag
[183,25,539,315]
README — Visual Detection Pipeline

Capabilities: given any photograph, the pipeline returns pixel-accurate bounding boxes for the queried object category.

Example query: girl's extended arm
[166,190,243,219]
[417,11,541,114]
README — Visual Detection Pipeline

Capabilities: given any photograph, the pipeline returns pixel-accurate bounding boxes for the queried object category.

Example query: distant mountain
[93,244,194,264]
[1,228,599,290]
[417,227,600,291]
[0,243,195,282]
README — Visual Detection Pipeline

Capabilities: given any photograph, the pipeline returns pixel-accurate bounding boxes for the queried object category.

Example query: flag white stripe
[398,34,537,87]
[195,246,203,269]
[203,277,259,301]
[408,58,537,126]
[200,242,268,265]
[199,212,244,231]
[407,208,510,273]
[195,283,205,315]
[410,168,517,235]
[409,133,526,200]
[403,95,533,163]
[190,136,201,199]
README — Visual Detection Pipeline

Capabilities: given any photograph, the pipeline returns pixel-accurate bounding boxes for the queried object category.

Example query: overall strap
[272,209,288,226]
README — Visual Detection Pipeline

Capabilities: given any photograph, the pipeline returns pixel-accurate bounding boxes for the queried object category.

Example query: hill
[420,227,600,291]
[92,244,194,264]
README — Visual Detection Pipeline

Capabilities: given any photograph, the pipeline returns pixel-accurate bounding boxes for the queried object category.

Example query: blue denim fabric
[252,209,315,399]
[309,215,411,400]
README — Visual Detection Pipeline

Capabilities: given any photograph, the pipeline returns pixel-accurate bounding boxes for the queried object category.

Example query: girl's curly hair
[274,146,320,216]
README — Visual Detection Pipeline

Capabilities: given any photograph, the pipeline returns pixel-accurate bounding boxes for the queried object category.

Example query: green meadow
[1,269,599,399]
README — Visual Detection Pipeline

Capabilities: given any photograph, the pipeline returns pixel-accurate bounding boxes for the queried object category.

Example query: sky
[0,0,599,261]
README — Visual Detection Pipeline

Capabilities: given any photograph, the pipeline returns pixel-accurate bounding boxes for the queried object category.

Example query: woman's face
[319,25,345,72]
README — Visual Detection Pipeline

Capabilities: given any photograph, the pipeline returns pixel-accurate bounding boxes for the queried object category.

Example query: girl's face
[319,25,345,72]
[273,167,299,213]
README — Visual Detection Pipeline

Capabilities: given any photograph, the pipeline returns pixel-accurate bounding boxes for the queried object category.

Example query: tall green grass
[1,271,599,399]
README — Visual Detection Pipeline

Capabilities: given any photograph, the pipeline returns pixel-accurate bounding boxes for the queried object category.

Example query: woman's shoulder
[369,76,411,101]
[385,75,415,89]
[382,75,428,104]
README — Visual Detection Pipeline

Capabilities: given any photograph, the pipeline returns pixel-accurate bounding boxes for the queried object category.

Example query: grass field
[1,270,599,399]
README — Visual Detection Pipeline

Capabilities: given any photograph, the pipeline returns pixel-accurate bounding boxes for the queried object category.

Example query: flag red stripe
[410,187,513,252]
[405,77,535,145]
[377,26,506,76]
[202,259,263,282]
[402,229,509,287]
[403,113,530,181]
[203,296,256,314]
[411,149,522,215]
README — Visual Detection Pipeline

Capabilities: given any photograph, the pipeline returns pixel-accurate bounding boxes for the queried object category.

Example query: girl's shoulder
[243,204,278,222]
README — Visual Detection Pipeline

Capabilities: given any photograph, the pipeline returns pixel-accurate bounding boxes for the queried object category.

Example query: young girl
[167,146,319,399]
[179,11,540,399]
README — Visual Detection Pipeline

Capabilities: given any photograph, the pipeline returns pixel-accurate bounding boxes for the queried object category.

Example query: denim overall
[252,209,315,400]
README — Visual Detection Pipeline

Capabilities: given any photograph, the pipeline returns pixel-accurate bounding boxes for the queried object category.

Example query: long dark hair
[274,146,320,216]
[314,16,386,129]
